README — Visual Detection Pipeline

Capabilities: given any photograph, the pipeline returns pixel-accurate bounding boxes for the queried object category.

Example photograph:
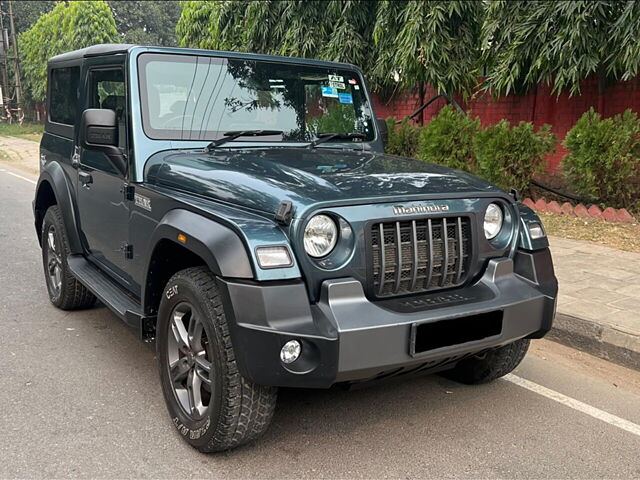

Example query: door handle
[79,171,93,186]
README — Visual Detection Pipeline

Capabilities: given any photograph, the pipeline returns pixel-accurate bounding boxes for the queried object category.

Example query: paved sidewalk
[0,135,40,175]
[549,236,640,369]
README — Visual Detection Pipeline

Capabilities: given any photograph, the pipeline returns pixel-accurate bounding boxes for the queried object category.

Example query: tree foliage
[5,1,54,35]
[19,1,119,102]
[177,1,481,96]
[372,1,482,96]
[109,1,181,46]
[482,1,640,96]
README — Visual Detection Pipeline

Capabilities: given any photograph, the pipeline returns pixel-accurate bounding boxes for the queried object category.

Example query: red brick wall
[372,76,640,174]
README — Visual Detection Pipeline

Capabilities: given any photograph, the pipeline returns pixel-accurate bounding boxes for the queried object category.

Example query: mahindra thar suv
[33,44,557,452]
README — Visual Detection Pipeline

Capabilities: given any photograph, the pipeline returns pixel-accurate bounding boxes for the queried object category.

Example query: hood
[145,147,504,216]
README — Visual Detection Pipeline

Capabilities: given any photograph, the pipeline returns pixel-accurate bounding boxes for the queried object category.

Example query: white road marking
[505,374,640,438]
[0,168,37,185]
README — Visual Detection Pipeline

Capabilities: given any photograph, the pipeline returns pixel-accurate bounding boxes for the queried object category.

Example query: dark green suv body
[33,44,557,452]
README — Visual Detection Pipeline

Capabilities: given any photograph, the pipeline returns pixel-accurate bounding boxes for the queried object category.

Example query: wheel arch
[142,209,254,315]
[34,164,82,253]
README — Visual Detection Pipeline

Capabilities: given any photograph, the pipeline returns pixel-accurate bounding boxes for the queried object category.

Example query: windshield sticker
[329,81,346,89]
[354,85,360,90]
[338,93,353,104]
[328,74,344,83]
[348,78,357,85]
[321,86,339,98]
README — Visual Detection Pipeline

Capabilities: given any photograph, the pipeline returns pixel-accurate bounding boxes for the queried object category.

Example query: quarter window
[49,67,80,125]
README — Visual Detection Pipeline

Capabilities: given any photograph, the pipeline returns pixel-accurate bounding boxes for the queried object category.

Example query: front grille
[370,216,472,298]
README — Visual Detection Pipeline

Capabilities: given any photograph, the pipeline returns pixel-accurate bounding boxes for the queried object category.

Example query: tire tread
[42,206,96,310]
[163,267,276,452]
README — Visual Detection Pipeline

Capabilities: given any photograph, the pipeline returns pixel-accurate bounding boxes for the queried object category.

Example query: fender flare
[34,163,83,254]
[146,208,254,279]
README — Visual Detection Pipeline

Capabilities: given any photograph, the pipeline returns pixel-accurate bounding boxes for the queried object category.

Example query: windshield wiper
[308,132,366,149]
[206,130,284,151]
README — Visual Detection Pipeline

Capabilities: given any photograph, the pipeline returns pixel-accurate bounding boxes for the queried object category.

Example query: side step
[67,255,155,340]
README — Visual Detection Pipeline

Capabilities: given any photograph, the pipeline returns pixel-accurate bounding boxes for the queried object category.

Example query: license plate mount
[410,311,503,356]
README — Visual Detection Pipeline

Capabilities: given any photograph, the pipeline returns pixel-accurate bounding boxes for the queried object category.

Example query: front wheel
[444,339,530,384]
[157,267,277,452]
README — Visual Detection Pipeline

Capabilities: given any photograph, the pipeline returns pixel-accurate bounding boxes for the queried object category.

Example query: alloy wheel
[46,225,62,297]
[166,302,213,420]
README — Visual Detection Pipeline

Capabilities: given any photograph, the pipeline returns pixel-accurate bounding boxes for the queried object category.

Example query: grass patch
[0,122,43,141]
[539,212,640,253]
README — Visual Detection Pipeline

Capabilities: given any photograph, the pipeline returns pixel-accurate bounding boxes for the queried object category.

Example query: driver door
[76,64,132,288]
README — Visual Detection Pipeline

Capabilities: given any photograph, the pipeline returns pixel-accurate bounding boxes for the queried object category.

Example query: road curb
[548,313,640,371]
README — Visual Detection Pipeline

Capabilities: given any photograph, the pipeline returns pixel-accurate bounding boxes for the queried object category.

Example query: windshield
[137,53,375,143]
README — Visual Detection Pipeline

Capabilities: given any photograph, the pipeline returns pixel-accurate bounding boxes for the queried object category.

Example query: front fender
[147,209,254,279]
[34,162,83,254]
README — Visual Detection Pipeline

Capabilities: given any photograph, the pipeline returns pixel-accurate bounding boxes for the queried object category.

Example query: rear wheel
[41,206,96,310]
[444,339,530,384]
[157,267,277,452]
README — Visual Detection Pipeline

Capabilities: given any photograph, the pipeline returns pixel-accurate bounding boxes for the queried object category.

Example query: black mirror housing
[79,108,127,175]
[376,118,389,148]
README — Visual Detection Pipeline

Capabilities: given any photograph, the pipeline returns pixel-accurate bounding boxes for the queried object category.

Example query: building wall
[371,76,640,174]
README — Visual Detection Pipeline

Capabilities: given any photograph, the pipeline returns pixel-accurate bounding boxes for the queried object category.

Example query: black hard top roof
[49,44,134,64]
[48,44,360,71]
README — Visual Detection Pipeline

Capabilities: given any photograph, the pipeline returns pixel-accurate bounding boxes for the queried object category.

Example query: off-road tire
[41,206,96,310]
[444,339,530,384]
[157,266,277,452]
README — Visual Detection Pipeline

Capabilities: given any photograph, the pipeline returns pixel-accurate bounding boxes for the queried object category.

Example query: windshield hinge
[123,184,135,201]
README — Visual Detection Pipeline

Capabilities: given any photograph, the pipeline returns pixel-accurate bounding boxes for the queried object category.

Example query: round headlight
[304,214,338,257]
[484,203,504,240]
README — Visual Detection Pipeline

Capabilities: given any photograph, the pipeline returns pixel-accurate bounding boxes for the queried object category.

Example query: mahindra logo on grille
[393,204,450,215]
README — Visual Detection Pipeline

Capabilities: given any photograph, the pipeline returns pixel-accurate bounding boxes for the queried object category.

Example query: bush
[384,117,421,158]
[416,105,480,174]
[474,121,557,193]
[563,108,640,209]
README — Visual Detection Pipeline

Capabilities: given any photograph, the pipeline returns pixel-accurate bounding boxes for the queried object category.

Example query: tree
[19,1,119,102]
[177,1,481,97]
[109,1,181,46]
[481,1,640,96]
[5,0,55,35]
[372,1,483,97]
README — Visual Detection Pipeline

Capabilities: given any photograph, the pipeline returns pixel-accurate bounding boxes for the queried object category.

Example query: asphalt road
[1,165,639,479]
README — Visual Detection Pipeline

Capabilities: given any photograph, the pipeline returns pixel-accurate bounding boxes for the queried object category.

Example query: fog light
[280,340,301,364]
[528,222,546,239]
[256,246,293,269]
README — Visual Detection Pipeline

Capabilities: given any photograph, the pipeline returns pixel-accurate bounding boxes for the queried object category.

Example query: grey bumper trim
[317,258,555,382]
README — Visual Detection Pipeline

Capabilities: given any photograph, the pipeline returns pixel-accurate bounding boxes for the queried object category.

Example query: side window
[49,67,80,126]
[82,68,126,173]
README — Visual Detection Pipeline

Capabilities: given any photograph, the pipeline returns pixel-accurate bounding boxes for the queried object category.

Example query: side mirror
[79,108,127,176]
[376,118,389,148]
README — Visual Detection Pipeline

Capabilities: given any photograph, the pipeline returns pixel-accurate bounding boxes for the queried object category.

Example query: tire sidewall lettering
[172,416,210,440]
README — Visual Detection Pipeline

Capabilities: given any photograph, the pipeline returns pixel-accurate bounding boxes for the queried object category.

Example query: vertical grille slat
[455,217,464,283]
[410,220,419,291]
[394,222,402,294]
[377,223,386,297]
[426,219,434,290]
[440,218,448,287]
[370,215,472,298]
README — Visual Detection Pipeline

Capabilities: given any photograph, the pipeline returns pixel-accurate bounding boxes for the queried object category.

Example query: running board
[67,255,155,340]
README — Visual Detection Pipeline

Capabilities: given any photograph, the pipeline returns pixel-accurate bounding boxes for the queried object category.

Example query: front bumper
[218,249,557,388]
